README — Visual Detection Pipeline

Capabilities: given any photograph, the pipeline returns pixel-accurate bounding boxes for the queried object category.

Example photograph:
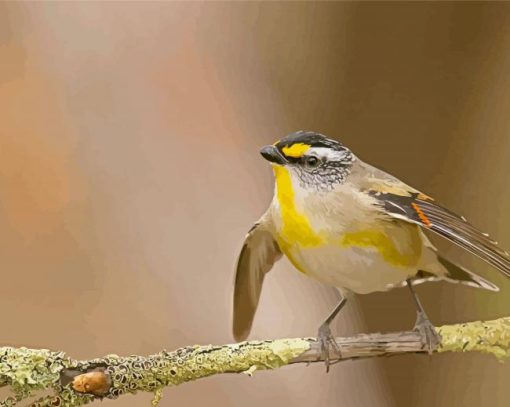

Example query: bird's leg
[406,279,441,353]
[317,297,347,372]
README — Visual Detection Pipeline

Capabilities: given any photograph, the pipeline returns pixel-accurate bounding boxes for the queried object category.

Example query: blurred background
[1,2,509,406]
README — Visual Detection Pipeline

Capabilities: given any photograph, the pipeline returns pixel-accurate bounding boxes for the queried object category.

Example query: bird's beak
[260,145,287,165]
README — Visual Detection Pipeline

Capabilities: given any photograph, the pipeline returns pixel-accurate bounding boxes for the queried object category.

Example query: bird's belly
[284,243,416,294]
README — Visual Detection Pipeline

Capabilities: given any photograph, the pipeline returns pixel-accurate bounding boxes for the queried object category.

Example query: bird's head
[260,131,355,191]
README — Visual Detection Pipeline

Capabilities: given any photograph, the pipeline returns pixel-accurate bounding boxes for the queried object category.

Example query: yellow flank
[282,143,310,158]
[273,165,323,251]
[340,228,421,267]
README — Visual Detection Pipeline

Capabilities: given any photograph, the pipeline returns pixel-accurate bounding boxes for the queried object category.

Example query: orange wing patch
[411,202,432,227]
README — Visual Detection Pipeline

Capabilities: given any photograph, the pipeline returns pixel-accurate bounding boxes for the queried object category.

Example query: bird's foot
[414,311,441,354]
[317,323,341,372]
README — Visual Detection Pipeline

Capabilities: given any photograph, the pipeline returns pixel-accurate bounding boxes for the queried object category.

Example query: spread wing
[368,189,510,277]
[232,216,282,341]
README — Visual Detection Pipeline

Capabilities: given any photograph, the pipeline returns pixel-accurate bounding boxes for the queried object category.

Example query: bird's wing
[233,215,282,341]
[365,184,510,277]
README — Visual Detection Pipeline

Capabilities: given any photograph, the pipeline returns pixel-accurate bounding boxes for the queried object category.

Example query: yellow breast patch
[273,165,323,249]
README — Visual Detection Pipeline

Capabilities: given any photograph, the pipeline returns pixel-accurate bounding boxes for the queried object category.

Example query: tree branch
[1,317,509,407]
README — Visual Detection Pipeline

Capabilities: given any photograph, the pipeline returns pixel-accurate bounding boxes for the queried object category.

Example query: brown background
[0,2,509,406]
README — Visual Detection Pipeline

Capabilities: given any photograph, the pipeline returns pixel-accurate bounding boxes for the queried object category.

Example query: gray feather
[232,216,281,341]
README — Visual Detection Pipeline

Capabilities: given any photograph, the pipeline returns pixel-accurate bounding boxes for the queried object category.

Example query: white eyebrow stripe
[308,147,348,161]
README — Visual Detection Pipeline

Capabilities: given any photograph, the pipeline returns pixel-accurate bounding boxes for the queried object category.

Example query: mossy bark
[0,318,508,407]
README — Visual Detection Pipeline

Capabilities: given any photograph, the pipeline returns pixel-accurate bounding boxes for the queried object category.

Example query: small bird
[232,131,510,369]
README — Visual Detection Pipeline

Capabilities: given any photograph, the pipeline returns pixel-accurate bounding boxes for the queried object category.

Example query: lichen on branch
[0,317,509,407]
[438,317,510,359]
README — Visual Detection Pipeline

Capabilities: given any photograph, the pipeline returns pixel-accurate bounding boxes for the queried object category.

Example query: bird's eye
[304,156,320,168]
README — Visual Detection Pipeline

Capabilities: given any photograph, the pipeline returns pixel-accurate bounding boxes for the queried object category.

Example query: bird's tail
[436,255,500,292]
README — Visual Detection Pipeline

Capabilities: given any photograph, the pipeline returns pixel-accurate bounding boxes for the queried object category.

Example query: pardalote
[232,131,509,370]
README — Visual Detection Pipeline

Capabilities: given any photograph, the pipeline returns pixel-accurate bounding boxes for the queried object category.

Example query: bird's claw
[317,323,341,372]
[414,311,441,354]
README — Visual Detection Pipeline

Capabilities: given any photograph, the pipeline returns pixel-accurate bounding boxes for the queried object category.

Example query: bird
[232,130,510,370]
